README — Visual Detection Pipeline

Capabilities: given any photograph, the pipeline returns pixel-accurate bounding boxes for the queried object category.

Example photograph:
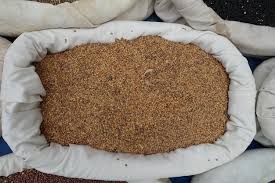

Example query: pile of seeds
[0,170,125,183]
[204,0,275,26]
[36,36,229,155]
[29,0,77,5]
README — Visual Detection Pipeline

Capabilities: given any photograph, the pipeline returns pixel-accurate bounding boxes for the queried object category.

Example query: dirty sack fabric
[1,21,256,181]
[0,37,11,137]
[192,149,275,183]
[0,0,154,37]
[154,0,275,57]
[254,58,275,146]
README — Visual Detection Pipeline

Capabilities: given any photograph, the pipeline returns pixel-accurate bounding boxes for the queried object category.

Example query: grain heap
[36,36,230,155]
[30,0,77,4]
[0,170,126,183]
[204,0,275,26]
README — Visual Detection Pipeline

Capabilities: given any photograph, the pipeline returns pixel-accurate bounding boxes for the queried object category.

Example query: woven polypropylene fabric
[204,0,275,27]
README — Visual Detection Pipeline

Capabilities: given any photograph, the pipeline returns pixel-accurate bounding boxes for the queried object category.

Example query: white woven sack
[0,154,27,177]
[0,153,169,183]
[254,58,275,146]
[0,37,11,137]
[154,0,275,57]
[192,149,275,183]
[1,21,256,181]
[0,37,28,181]
[0,155,169,183]
[0,0,154,37]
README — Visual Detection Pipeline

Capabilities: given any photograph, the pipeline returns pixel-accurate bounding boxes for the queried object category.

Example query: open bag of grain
[254,58,275,147]
[191,148,275,183]
[1,21,256,182]
[154,0,275,57]
[0,0,154,37]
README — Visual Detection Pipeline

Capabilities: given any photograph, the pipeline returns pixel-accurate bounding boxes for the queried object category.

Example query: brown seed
[35,36,229,155]
[0,170,125,183]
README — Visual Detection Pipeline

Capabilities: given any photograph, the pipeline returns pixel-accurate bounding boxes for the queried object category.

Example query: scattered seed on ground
[204,0,275,26]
